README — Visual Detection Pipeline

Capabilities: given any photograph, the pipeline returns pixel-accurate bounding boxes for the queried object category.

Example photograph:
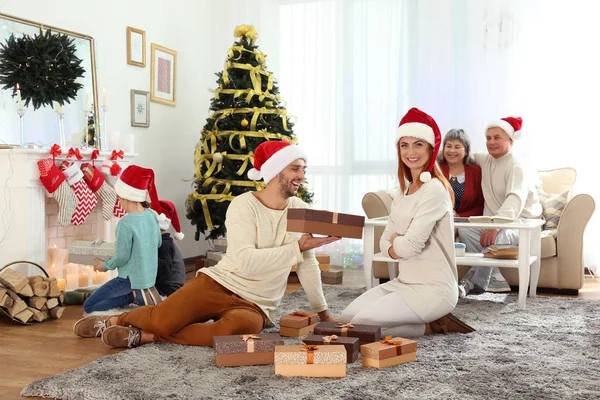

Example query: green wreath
[0,29,85,110]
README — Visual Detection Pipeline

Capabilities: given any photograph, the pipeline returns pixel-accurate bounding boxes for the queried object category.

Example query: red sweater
[440,163,485,217]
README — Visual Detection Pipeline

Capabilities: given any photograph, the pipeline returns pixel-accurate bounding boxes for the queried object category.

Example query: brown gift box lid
[287,209,365,227]
[213,333,284,355]
[303,335,359,362]
[360,336,417,360]
[280,311,319,329]
[314,322,381,343]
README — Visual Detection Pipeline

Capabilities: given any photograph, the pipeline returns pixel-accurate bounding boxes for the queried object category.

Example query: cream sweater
[379,179,458,321]
[200,192,327,326]
[473,152,542,219]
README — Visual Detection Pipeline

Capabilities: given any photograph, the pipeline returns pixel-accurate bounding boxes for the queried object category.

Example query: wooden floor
[2,270,600,399]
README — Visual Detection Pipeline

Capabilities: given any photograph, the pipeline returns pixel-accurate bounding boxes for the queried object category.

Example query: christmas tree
[186,25,313,240]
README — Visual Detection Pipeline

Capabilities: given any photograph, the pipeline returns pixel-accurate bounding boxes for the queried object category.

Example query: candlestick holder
[16,108,31,148]
[100,105,108,151]
[55,110,66,148]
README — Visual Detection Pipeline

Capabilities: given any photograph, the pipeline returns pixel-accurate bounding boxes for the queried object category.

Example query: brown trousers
[116,273,266,346]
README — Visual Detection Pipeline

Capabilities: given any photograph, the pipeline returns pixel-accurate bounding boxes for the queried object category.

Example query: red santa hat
[154,200,184,240]
[396,107,442,183]
[247,141,307,184]
[114,165,160,211]
[486,116,523,140]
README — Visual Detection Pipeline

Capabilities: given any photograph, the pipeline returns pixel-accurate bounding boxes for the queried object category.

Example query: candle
[46,264,63,280]
[78,272,89,288]
[56,278,66,292]
[47,244,68,270]
[55,101,63,114]
[16,83,22,109]
[102,88,106,107]
[93,270,109,285]
[66,273,78,291]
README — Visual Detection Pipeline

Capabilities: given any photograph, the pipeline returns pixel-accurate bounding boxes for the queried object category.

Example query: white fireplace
[0,148,136,275]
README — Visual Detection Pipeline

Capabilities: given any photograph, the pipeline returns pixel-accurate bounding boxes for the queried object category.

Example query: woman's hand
[318,310,340,323]
[388,233,401,259]
[480,229,499,247]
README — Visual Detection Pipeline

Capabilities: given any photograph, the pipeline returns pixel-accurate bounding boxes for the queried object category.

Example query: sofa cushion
[538,189,569,229]
[540,229,557,258]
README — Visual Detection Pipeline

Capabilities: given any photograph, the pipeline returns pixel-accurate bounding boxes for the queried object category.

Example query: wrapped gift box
[213,333,284,367]
[206,251,225,261]
[361,336,417,368]
[287,272,300,284]
[275,344,347,378]
[287,209,365,239]
[279,311,318,337]
[314,322,381,344]
[303,334,359,363]
[68,240,115,258]
[316,254,330,271]
[213,238,227,253]
[321,270,343,284]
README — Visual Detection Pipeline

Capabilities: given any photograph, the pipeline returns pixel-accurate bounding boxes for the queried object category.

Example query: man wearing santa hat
[458,117,542,297]
[90,141,341,348]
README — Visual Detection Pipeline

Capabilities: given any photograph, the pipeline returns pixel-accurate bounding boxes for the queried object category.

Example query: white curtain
[279,0,599,270]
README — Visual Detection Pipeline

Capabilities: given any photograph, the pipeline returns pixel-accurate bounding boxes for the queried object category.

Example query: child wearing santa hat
[458,116,542,297]
[73,165,163,336]
[341,107,475,335]
[154,200,186,297]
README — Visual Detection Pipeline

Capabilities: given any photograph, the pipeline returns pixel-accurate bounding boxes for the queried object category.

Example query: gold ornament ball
[241,118,249,127]
[213,152,224,163]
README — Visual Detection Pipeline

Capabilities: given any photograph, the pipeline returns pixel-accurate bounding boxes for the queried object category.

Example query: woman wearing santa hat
[340,108,475,335]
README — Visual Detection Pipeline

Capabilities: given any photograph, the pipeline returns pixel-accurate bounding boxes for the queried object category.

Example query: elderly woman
[437,129,484,217]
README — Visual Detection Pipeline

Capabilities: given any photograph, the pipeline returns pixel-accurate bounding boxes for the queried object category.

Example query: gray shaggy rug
[21,287,600,400]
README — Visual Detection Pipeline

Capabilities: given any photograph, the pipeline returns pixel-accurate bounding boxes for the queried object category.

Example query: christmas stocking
[101,150,124,187]
[81,162,127,220]
[37,159,78,227]
[60,161,98,225]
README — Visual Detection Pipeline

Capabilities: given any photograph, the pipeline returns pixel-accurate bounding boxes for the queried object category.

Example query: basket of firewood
[0,261,65,325]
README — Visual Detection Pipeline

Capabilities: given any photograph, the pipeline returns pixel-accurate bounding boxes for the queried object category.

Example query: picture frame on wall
[130,90,150,128]
[150,43,177,106]
[126,26,146,67]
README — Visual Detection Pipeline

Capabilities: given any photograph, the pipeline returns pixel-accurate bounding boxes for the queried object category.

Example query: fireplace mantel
[0,148,137,271]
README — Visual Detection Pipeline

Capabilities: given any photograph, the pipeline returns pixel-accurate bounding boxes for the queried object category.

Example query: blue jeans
[83,277,141,313]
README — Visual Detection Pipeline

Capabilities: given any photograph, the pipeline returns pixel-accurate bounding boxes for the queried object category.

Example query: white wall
[1,0,279,258]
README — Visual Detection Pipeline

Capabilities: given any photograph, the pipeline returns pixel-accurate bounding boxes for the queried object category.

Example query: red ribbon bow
[67,148,83,160]
[110,149,124,161]
[49,144,62,161]
[90,149,100,165]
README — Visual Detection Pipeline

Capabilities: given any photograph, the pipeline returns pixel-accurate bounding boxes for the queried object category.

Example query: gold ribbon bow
[188,192,236,231]
[240,334,261,353]
[380,335,403,355]
[332,212,339,224]
[336,323,355,337]
[301,343,319,364]
[323,335,338,343]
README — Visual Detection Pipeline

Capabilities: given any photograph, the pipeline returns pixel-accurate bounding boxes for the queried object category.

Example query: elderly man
[458,116,542,297]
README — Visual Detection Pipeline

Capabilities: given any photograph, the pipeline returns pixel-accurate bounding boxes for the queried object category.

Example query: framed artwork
[130,90,150,127]
[150,43,177,106]
[126,27,146,67]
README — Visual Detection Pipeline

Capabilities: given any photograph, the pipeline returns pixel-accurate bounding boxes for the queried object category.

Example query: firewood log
[6,290,27,317]
[49,306,64,319]
[18,283,34,297]
[27,307,48,322]
[47,279,61,297]
[28,296,47,309]
[14,308,34,323]
[30,279,50,297]
[45,297,59,309]
[0,269,28,293]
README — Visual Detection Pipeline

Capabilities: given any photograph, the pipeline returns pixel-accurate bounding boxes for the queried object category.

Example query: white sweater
[473,152,542,219]
[200,192,327,326]
[379,179,458,321]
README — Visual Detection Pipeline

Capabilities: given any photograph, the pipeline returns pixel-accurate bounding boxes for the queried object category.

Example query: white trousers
[340,286,427,337]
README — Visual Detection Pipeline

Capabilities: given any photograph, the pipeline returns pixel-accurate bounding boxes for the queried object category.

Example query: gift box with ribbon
[360,335,417,368]
[314,322,381,344]
[279,311,319,337]
[213,333,284,367]
[286,209,365,239]
[303,334,360,363]
[274,343,347,378]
